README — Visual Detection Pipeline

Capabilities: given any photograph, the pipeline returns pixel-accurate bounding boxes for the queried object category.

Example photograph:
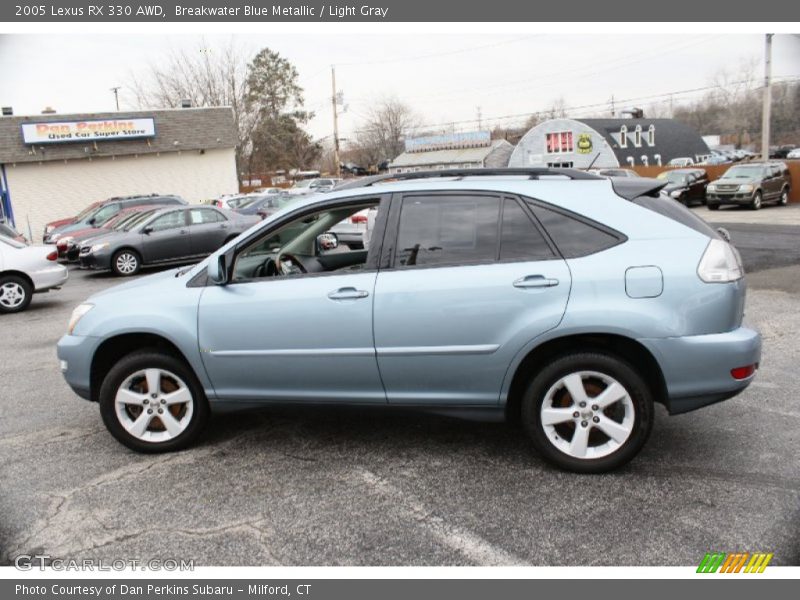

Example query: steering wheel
[275,252,307,276]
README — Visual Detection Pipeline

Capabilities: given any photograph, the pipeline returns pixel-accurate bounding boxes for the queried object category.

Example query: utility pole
[610,95,615,117]
[476,106,482,130]
[331,66,341,177]
[110,86,121,111]
[761,34,773,161]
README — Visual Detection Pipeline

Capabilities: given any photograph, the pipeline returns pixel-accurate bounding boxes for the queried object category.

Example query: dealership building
[389,131,514,173]
[508,118,710,170]
[0,107,238,239]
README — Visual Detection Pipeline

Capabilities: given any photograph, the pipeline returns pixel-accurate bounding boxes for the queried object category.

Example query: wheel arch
[0,270,34,290]
[504,333,668,423]
[89,332,192,403]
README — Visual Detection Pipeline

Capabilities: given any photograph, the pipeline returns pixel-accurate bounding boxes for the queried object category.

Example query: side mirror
[316,232,339,253]
[717,227,732,243]
[88,217,96,225]
[207,253,229,285]
[142,226,153,235]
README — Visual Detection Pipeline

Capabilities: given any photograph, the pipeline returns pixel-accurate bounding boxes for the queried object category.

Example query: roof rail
[334,167,602,191]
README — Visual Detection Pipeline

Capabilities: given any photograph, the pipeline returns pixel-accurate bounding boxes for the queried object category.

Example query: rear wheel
[99,350,210,453]
[521,352,654,473]
[750,191,762,210]
[112,249,141,276]
[0,275,33,314]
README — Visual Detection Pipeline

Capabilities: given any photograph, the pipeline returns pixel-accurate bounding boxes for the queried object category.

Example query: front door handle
[328,287,370,300]
[513,275,559,289]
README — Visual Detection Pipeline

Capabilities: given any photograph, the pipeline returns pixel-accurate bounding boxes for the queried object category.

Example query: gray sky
[1,33,798,143]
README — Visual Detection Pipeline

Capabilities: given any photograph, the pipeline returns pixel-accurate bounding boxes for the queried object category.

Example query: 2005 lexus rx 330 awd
[57,169,761,472]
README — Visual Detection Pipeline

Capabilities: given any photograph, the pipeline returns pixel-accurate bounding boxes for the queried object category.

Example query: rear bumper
[32,264,69,292]
[639,326,761,415]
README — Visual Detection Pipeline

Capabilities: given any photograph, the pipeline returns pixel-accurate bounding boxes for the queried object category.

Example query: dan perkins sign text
[22,118,156,144]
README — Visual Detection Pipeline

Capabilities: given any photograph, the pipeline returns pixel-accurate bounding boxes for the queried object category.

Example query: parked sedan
[235,194,298,220]
[213,194,259,210]
[657,168,709,206]
[79,206,260,276]
[0,236,68,313]
[58,207,162,262]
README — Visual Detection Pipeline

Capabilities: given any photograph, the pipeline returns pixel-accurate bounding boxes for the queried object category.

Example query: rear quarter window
[525,201,624,258]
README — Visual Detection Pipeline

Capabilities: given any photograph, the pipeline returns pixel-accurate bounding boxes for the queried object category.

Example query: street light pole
[331,66,341,177]
[110,86,121,111]
[761,34,773,161]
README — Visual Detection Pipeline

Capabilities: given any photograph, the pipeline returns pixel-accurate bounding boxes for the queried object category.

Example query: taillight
[46,251,58,261]
[731,365,756,380]
[697,239,743,283]
[351,215,368,224]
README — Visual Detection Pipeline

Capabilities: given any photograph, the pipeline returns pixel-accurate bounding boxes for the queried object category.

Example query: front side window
[395,195,500,268]
[526,201,622,258]
[149,210,186,232]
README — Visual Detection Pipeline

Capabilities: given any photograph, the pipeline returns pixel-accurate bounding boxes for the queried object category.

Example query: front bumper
[639,326,761,414]
[57,334,103,400]
[706,191,754,205]
[79,250,111,270]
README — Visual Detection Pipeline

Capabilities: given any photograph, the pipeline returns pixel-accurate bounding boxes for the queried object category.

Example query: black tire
[778,188,789,206]
[707,203,720,211]
[750,191,762,210]
[99,350,210,453]
[0,275,33,314]
[521,352,654,473]
[111,249,141,277]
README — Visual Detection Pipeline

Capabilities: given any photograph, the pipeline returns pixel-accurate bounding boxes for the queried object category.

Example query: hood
[714,176,759,185]
[90,265,185,300]
[46,217,75,229]
[662,181,688,192]
[78,230,136,248]
[56,226,103,244]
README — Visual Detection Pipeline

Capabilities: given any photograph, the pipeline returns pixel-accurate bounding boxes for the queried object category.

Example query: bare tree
[350,97,422,166]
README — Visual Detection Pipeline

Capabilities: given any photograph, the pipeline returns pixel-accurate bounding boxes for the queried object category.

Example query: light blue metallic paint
[57,177,761,418]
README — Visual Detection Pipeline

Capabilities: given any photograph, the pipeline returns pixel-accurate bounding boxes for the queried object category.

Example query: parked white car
[667,157,696,167]
[0,237,68,313]
[787,148,800,160]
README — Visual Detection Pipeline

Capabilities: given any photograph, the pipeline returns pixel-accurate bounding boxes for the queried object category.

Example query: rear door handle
[328,287,370,300]
[513,275,559,289]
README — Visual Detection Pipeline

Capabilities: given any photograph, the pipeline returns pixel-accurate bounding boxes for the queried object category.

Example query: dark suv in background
[44,194,187,243]
[706,162,791,210]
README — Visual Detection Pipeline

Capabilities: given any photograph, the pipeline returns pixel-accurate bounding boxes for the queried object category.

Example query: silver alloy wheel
[780,190,788,205]
[115,252,139,275]
[115,368,194,442]
[0,282,26,309]
[540,371,635,460]
[752,193,762,209]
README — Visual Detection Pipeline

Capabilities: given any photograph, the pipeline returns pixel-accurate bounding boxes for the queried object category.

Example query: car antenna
[585,152,602,171]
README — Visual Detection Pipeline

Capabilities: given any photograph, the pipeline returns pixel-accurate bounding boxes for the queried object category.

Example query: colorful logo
[576,133,593,154]
[697,552,773,573]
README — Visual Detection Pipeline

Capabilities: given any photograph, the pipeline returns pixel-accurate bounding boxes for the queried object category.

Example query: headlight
[45,225,55,234]
[67,303,94,334]
[90,242,110,253]
[670,190,682,198]
[59,236,74,245]
[707,184,716,192]
[739,184,754,193]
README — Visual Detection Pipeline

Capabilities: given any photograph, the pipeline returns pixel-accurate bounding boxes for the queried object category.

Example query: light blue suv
[57,169,761,472]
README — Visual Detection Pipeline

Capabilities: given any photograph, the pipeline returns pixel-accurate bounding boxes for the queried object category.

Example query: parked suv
[44,194,186,243]
[57,169,760,473]
[706,162,791,210]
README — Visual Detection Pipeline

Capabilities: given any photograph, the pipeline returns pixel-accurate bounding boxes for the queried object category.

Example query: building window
[545,131,574,154]
[634,125,642,148]
[463,163,474,169]
[648,125,655,146]
[619,125,628,148]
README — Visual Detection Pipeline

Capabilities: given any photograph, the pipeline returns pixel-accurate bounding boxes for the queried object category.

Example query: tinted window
[189,208,226,224]
[632,196,719,239]
[527,202,621,258]
[150,211,186,232]
[395,195,500,267]
[500,199,555,261]
[91,204,120,224]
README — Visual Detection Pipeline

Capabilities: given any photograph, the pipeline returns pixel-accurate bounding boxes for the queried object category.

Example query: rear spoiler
[610,178,668,200]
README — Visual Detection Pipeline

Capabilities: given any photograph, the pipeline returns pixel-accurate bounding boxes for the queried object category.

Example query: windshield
[723,165,764,179]
[292,180,313,189]
[122,210,159,231]
[663,171,691,183]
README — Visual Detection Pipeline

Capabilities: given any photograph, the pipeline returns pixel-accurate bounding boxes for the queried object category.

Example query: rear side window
[500,199,555,261]
[395,195,500,267]
[189,208,226,224]
[526,202,622,258]
[631,195,719,239]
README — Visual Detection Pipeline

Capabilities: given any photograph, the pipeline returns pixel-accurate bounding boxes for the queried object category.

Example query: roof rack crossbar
[334,167,602,191]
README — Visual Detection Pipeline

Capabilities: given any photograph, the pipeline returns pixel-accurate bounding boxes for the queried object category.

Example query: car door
[197,196,388,404]
[141,209,191,263]
[766,165,782,199]
[187,207,231,255]
[373,193,571,406]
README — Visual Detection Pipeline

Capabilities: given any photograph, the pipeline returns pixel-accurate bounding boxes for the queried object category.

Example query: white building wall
[508,118,620,169]
[5,148,237,240]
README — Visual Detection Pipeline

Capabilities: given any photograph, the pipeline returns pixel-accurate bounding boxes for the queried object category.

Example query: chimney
[41,106,56,114]
[180,99,192,108]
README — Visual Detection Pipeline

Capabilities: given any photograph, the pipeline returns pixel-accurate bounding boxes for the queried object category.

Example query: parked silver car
[0,237,68,313]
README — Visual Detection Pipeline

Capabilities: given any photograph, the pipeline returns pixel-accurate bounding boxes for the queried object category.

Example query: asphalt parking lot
[1,206,798,566]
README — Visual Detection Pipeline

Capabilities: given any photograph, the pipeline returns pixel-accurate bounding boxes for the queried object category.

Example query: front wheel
[707,203,720,211]
[99,351,210,453]
[112,249,141,276]
[778,188,789,206]
[0,275,33,314]
[521,352,654,473]
[750,191,762,210]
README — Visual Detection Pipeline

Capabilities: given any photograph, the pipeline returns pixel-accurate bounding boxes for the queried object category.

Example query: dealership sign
[21,118,156,144]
